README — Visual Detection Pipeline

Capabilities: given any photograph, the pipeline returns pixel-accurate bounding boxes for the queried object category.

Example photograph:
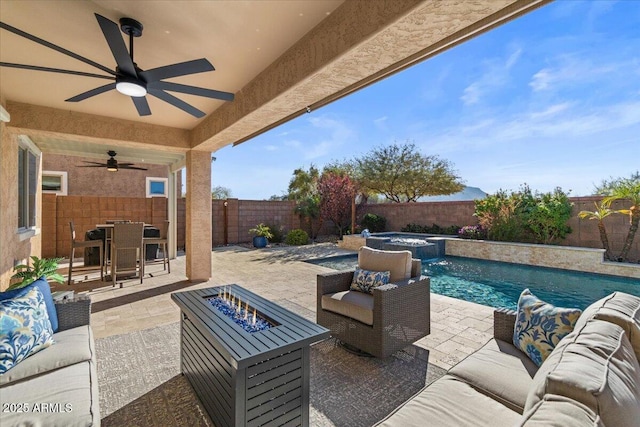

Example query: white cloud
[264,145,278,151]
[302,115,356,159]
[529,102,572,119]
[283,140,302,148]
[460,46,523,105]
[373,116,388,130]
[529,55,636,92]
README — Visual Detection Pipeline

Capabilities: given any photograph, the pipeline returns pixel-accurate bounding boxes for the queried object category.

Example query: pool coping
[340,234,639,279]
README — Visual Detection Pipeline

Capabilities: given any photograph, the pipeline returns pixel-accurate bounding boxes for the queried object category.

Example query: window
[146,177,168,198]
[42,171,68,195]
[18,136,40,231]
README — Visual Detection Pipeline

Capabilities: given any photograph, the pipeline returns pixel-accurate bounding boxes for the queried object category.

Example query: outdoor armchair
[317,246,430,358]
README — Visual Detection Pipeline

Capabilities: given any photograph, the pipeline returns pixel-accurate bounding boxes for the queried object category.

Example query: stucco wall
[0,125,42,291]
[43,153,169,198]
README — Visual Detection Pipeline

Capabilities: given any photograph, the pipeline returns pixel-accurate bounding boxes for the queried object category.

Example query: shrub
[265,223,285,243]
[285,229,309,245]
[458,225,487,240]
[474,185,572,244]
[360,213,386,232]
[401,223,460,235]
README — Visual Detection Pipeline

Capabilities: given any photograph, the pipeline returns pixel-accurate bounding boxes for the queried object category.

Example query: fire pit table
[171,284,330,427]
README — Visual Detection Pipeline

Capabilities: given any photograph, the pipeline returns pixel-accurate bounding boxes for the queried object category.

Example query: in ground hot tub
[366,232,449,259]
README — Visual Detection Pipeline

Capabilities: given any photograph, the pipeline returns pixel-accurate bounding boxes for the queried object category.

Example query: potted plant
[9,256,65,291]
[249,223,273,248]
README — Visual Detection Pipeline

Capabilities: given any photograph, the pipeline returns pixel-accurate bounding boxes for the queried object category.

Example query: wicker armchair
[317,248,430,358]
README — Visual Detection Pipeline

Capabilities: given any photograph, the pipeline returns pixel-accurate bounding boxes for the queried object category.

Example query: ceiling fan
[79,151,147,172]
[0,13,234,118]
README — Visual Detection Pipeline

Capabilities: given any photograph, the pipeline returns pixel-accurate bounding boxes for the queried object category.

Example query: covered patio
[0,0,550,288]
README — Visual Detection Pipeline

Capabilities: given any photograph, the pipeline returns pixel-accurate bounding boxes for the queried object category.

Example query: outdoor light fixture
[106,158,118,172]
[115,76,147,97]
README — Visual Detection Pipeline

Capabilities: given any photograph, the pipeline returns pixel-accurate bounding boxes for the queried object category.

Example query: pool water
[308,254,640,310]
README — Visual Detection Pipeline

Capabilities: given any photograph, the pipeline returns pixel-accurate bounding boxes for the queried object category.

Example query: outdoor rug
[96,315,446,426]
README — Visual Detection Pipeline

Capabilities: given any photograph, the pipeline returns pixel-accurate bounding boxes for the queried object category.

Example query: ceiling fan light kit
[116,76,147,97]
[0,13,234,117]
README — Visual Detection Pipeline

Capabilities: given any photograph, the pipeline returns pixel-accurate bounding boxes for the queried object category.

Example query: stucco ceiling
[0,0,343,129]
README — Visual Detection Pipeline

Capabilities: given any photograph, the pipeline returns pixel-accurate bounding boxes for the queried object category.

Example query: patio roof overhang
[0,0,551,285]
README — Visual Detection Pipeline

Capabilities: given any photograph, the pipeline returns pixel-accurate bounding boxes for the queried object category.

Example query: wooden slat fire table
[171,284,330,427]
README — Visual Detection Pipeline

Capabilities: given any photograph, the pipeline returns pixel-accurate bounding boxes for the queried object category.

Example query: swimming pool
[307,254,640,310]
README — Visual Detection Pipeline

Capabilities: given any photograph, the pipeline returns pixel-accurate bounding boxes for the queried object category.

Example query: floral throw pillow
[513,289,582,366]
[0,287,54,374]
[350,268,391,294]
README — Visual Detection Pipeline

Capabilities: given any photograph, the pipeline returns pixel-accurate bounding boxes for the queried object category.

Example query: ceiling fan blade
[81,161,107,166]
[120,165,148,171]
[65,83,116,102]
[0,62,114,80]
[148,81,234,101]
[0,21,115,76]
[148,88,205,118]
[78,164,107,168]
[140,58,214,83]
[132,96,151,116]
[94,14,136,77]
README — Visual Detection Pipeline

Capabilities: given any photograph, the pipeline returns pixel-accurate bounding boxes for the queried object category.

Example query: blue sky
[210,1,640,200]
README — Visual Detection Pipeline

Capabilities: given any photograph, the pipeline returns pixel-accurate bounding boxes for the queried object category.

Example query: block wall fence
[42,196,638,262]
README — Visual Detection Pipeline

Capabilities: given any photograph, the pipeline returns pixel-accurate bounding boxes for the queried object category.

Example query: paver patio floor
[60,243,495,371]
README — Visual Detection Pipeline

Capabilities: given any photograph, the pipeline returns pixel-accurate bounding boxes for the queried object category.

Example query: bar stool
[68,221,104,285]
[144,220,170,273]
[110,222,144,288]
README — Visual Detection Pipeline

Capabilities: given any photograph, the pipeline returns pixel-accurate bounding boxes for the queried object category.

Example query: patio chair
[317,246,431,358]
[144,220,170,273]
[68,220,104,285]
[110,222,144,288]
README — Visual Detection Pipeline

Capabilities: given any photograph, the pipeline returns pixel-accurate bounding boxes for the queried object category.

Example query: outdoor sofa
[0,282,100,427]
[317,246,430,358]
[375,291,640,426]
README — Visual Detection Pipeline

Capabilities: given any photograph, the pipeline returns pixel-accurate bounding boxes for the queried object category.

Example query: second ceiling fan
[79,151,147,172]
[0,13,234,118]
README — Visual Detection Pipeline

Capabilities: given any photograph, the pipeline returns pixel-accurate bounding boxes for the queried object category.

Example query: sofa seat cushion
[525,319,640,427]
[0,357,100,427]
[358,246,412,282]
[321,291,374,326]
[575,291,640,359]
[375,375,521,427]
[519,394,604,427]
[449,338,538,413]
[0,325,94,386]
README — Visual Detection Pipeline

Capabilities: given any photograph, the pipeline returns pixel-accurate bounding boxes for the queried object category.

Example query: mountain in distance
[419,186,487,202]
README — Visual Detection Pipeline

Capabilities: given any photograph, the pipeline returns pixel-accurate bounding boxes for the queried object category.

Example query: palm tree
[603,179,640,262]
[578,202,614,261]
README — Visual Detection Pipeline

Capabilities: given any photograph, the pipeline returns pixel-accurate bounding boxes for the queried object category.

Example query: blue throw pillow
[0,277,58,332]
[350,268,391,294]
[0,287,55,373]
[513,289,582,366]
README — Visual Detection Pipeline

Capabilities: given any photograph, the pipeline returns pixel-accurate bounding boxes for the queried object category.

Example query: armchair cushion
[351,268,390,294]
[321,290,374,325]
[358,246,412,282]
